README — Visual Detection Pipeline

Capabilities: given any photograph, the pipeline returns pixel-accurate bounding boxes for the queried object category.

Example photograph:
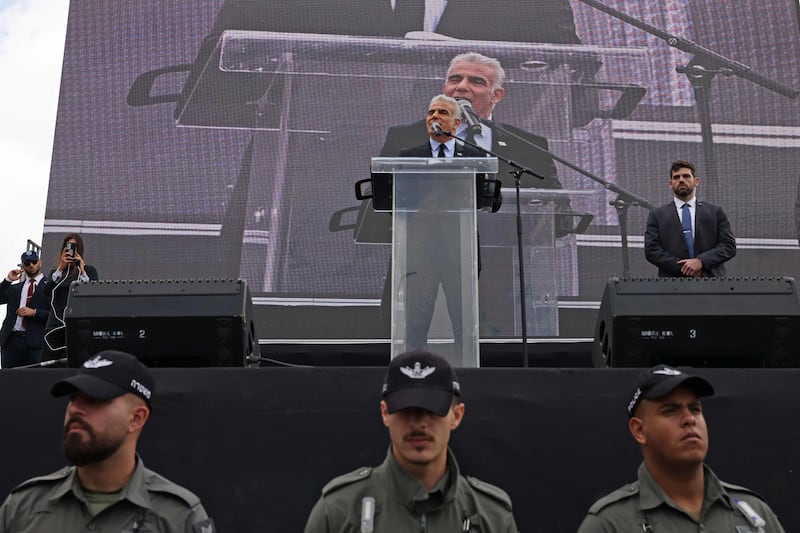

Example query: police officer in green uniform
[0,350,215,533]
[304,350,518,533]
[577,365,785,533]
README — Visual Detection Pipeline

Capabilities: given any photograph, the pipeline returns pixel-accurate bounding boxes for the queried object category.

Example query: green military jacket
[304,447,518,533]
[577,462,785,533]
[0,456,214,533]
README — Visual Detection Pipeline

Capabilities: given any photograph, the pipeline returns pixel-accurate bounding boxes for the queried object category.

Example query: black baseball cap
[51,350,154,407]
[20,250,39,263]
[627,364,714,417]
[381,351,460,417]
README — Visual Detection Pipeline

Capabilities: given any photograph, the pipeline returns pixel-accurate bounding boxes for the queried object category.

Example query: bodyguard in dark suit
[645,160,736,277]
[0,251,49,368]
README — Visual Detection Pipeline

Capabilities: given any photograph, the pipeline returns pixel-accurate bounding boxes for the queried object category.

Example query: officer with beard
[644,159,736,277]
[0,350,215,533]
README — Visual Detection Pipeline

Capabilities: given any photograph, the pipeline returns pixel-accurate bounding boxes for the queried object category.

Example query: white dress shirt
[429,137,457,157]
[14,273,44,332]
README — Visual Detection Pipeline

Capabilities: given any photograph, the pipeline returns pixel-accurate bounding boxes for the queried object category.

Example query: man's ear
[129,403,150,433]
[629,416,646,445]
[450,402,465,430]
[492,87,505,105]
[380,400,390,428]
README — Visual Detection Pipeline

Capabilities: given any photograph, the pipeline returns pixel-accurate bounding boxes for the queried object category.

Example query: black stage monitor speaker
[65,279,260,367]
[593,277,800,368]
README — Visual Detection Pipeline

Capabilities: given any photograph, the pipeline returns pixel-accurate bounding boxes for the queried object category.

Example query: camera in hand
[65,242,76,256]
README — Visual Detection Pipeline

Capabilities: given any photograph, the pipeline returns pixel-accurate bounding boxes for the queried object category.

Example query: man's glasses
[22,260,38,267]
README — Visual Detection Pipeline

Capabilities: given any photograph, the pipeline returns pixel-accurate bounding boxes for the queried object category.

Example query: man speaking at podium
[394,95,500,355]
[398,95,485,160]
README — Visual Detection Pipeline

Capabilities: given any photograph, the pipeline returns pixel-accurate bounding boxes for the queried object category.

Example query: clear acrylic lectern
[372,156,498,367]
[478,188,596,337]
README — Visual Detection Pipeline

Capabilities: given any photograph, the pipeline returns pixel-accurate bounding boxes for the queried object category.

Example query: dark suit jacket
[382,119,563,190]
[398,140,484,158]
[395,141,500,272]
[644,201,737,277]
[397,141,502,213]
[0,277,50,349]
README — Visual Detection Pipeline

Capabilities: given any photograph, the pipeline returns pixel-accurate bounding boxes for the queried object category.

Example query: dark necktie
[437,143,446,158]
[394,0,425,34]
[22,279,35,330]
[681,203,695,258]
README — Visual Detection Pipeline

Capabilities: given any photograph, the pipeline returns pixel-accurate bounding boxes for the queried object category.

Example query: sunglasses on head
[23,260,37,267]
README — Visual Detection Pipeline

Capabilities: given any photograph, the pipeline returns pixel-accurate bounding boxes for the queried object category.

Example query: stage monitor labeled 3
[593,276,800,368]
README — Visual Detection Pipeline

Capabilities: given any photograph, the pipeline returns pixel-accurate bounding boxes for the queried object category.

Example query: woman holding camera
[40,233,99,362]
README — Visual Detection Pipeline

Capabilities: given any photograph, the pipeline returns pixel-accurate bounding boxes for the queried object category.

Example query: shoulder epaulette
[144,470,202,508]
[465,476,512,510]
[587,483,639,514]
[720,481,765,501]
[321,467,373,496]
[11,467,73,493]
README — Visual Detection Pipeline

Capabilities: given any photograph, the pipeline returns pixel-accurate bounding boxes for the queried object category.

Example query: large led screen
[43,1,800,343]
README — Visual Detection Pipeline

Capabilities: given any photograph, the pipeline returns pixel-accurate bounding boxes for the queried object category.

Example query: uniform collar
[31,455,154,514]
[384,446,459,512]
[636,462,734,516]
[118,455,155,510]
[29,467,76,514]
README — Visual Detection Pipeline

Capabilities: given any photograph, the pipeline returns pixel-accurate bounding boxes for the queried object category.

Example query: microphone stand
[575,0,800,199]
[442,129,546,367]
[462,107,656,277]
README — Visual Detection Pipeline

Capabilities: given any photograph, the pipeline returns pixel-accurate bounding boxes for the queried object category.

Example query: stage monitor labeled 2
[592,277,800,368]
[65,279,260,367]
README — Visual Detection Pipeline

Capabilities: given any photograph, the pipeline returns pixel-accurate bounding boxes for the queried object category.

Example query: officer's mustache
[404,430,433,441]
[63,416,93,438]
